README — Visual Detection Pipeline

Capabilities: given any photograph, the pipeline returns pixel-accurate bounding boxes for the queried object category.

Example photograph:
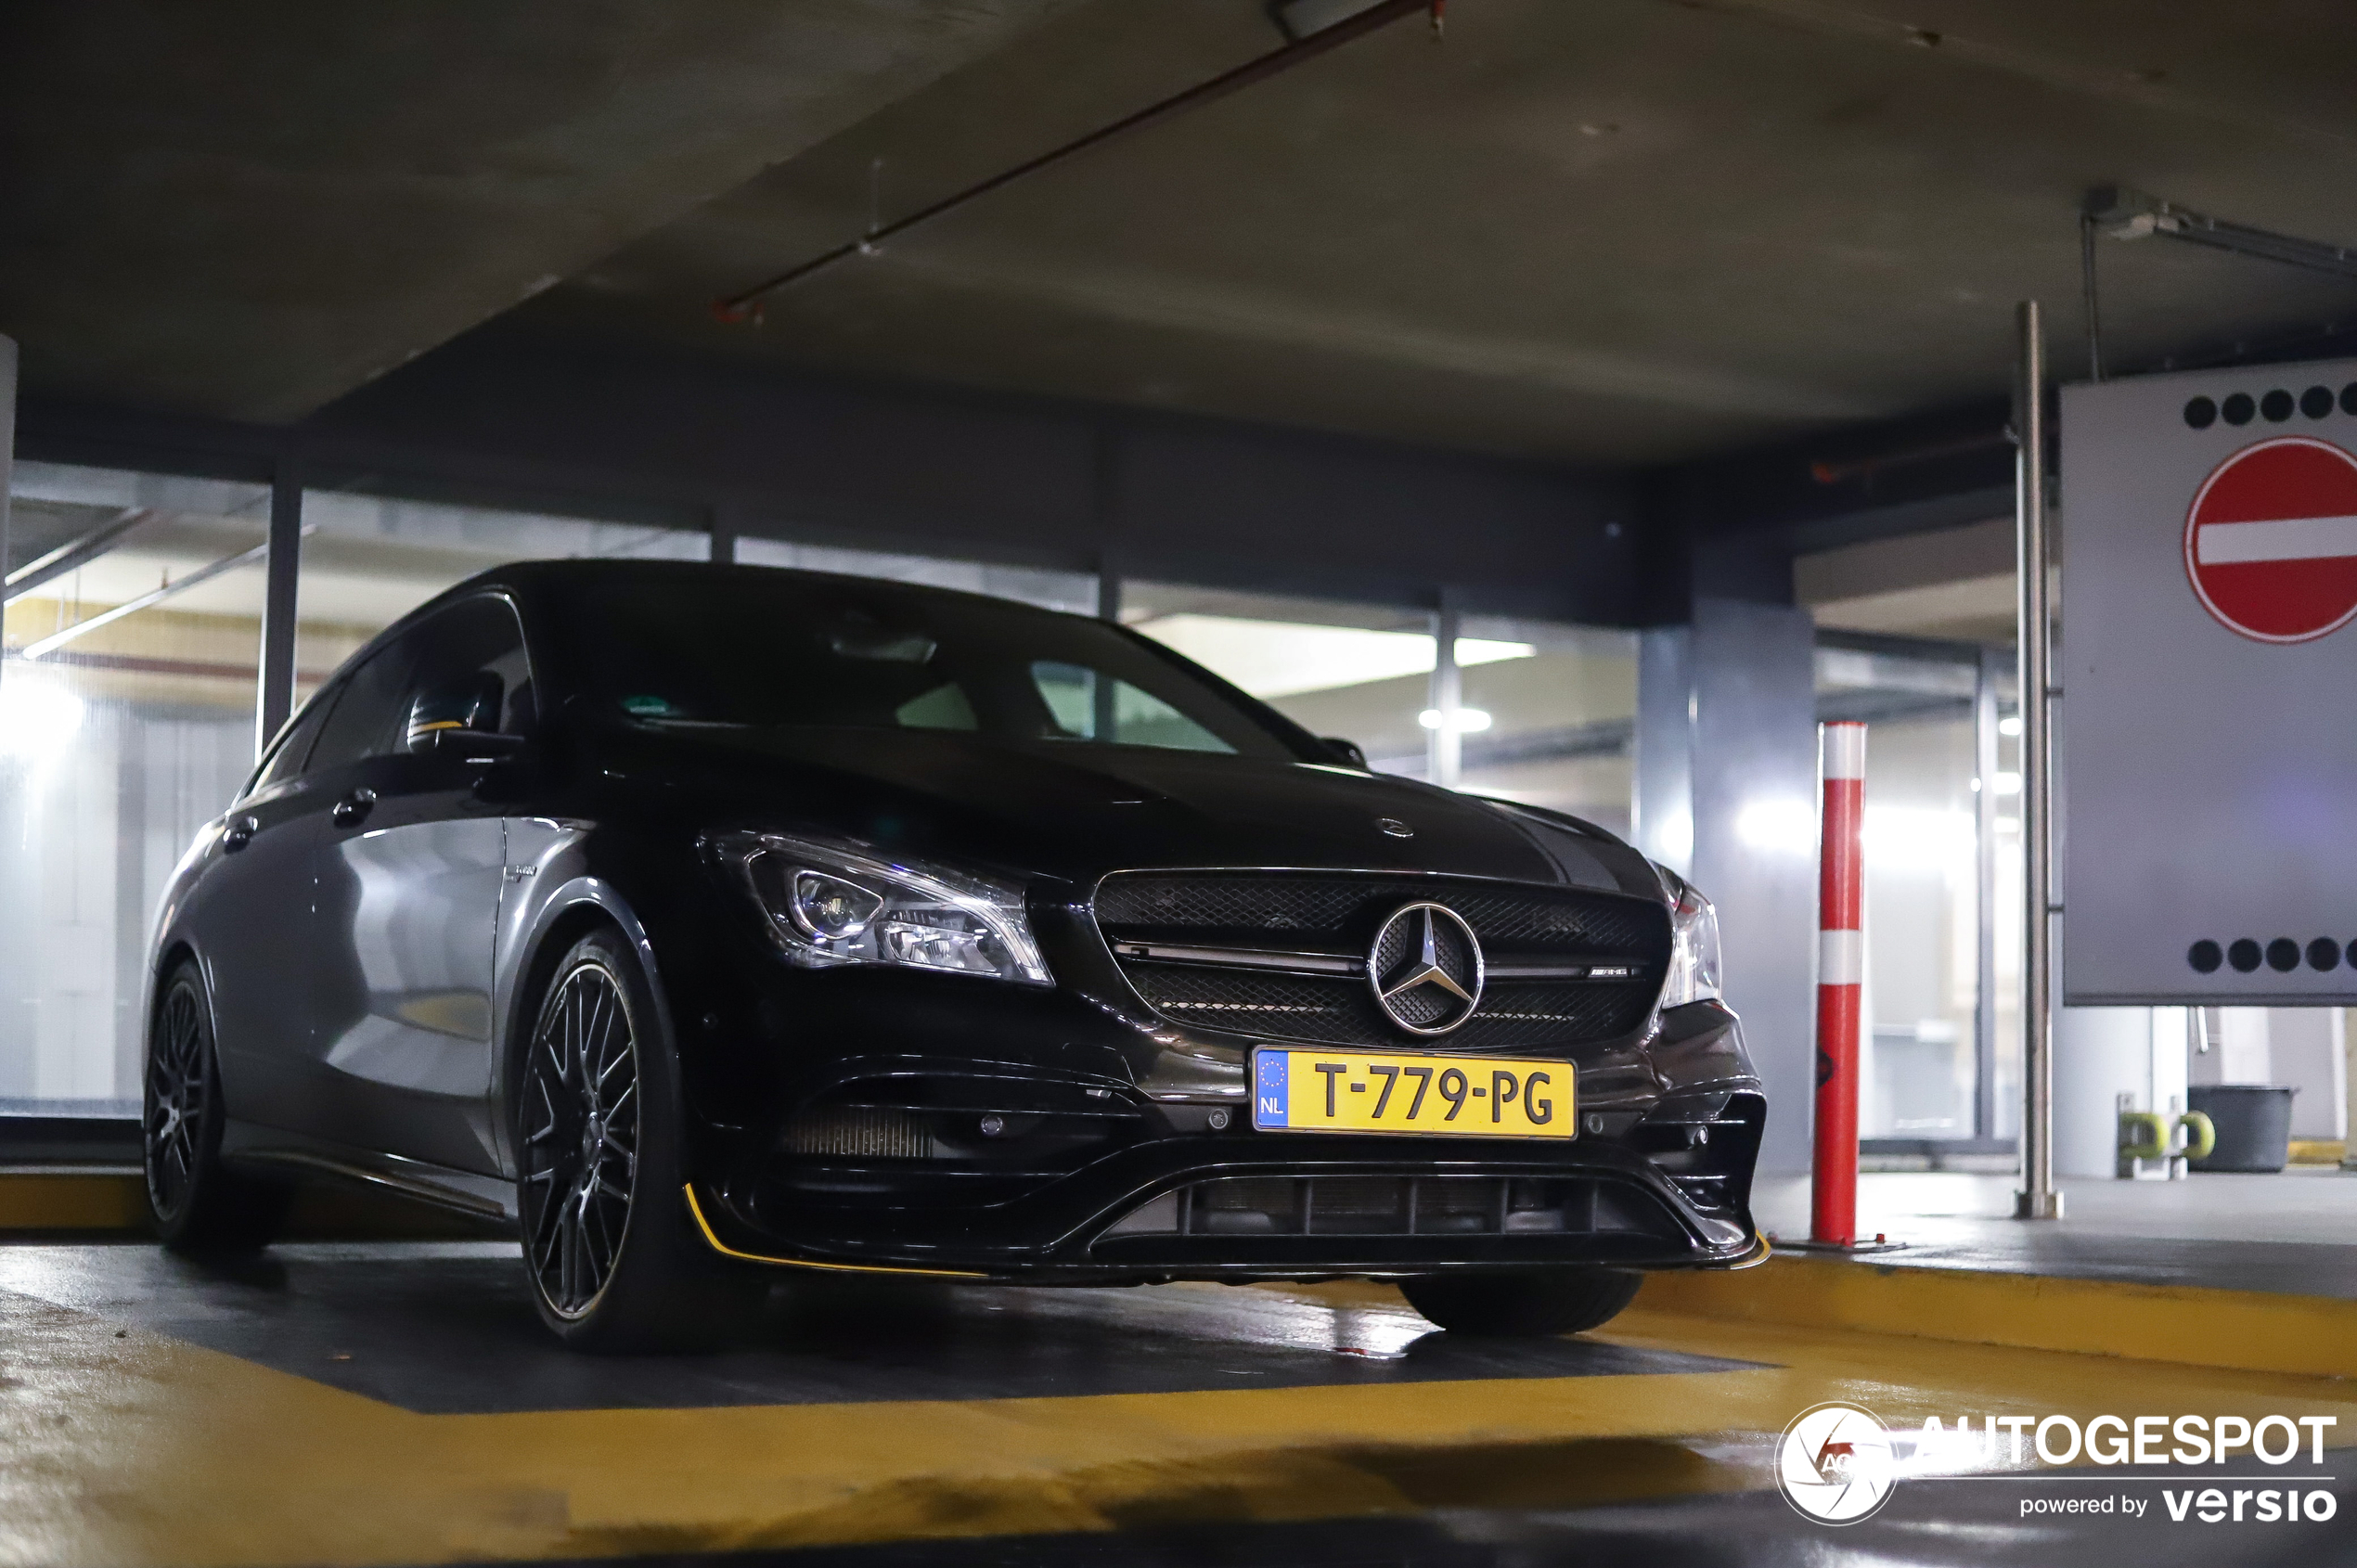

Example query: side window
[397,597,533,750]
[245,689,338,796]
[305,638,420,774]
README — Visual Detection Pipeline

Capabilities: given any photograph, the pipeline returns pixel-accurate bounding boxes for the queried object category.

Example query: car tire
[144,959,290,1252]
[1398,1267,1642,1336]
[515,928,767,1353]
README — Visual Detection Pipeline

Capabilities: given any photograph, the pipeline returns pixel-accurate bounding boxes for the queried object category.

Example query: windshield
[570,572,1308,762]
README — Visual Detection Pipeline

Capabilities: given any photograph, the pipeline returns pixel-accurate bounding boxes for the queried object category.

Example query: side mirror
[1320,736,1368,769]
[418,728,529,765]
[406,675,527,763]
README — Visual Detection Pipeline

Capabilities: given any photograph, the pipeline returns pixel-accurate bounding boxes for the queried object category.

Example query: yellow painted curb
[1635,1253,2357,1379]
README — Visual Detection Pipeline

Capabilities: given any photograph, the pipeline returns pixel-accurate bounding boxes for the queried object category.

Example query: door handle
[222,816,259,854]
[331,789,378,829]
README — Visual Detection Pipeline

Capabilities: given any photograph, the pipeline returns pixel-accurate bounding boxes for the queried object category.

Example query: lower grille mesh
[1100,1175,1677,1240]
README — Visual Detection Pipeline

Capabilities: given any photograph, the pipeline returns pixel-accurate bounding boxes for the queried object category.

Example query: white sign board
[2063,360,2357,1003]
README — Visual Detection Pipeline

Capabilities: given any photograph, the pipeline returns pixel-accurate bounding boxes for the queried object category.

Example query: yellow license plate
[1251,1047,1574,1138]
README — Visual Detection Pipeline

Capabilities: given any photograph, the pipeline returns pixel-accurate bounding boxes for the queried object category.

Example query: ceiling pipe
[4,508,152,603]
[1809,431,2010,486]
[2088,186,2357,281]
[712,0,1443,324]
[19,525,314,661]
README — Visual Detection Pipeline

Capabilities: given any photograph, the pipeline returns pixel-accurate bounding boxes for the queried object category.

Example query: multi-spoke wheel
[144,960,287,1251]
[515,930,766,1351]
[520,956,642,1318]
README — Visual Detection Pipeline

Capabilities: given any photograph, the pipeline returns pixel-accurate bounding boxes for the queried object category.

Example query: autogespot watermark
[1776,1404,2340,1527]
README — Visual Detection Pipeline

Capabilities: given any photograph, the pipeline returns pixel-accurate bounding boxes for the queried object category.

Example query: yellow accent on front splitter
[682,1183,985,1278]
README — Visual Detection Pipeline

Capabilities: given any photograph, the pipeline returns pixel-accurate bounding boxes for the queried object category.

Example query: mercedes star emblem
[1376,817,1414,838]
[1368,901,1485,1035]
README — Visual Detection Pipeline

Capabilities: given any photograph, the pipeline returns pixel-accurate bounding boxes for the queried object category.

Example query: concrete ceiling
[11,0,2357,466]
[0,0,1079,422]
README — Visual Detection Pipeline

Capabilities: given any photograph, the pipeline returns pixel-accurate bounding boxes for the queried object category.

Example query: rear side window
[245,691,336,795]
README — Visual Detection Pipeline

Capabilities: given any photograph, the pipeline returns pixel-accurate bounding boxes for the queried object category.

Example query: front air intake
[783,1107,936,1160]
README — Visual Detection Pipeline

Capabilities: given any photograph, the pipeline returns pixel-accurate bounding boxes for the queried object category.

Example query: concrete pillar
[1636,595,1820,1171]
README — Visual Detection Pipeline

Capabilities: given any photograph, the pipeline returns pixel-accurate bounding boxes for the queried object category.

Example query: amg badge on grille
[1368,902,1485,1035]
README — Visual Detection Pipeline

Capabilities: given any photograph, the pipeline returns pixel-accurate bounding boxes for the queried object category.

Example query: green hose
[2117,1111,2167,1162]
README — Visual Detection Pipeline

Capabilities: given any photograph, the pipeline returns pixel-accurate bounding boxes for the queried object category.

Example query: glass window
[306,641,418,774]
[1814,640,2005,1145]
[1454,617,1638,840]
[397,596,532,743]
[569,572,1300,759]
[1030,662,1233,752]
[1,461,272,1116]
[1123,584,1437,772]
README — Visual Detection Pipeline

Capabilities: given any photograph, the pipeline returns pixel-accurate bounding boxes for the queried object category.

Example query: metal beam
[2013,301,2060,1222]
[3,508,152,603]
[1973,645,2003,1145]
[256,469,303,758]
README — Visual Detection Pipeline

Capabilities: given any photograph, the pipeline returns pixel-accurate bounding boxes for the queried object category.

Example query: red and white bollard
[1811,721,1866,1248]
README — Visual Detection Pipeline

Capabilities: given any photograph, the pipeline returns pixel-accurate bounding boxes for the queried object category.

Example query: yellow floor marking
[7,1274,2357,1568]
[1634,1253,2357,1379]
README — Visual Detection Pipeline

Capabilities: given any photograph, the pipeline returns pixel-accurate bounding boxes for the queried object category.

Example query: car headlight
[1657,866,1721,1008]
[711,832,1052,986]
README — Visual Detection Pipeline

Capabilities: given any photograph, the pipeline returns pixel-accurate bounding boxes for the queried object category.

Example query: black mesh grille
[1097,871,1667,1049]
[1096,874,1661,958]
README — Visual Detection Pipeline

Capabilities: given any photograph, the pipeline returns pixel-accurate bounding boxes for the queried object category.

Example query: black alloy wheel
[520,955,643,1319]
[144,979,210,1221]
[143,960,287,1251]
[515,929,767,1351]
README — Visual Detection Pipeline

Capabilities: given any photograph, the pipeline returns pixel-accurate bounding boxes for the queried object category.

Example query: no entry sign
[2184,436,2357,643]
[2063,360,2357,1004]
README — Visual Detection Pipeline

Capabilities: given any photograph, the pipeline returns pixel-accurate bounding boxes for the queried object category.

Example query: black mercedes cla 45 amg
[143,559,1764,1349]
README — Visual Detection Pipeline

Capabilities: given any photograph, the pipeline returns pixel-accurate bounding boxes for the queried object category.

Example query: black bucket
[2187,1084,2299,1174]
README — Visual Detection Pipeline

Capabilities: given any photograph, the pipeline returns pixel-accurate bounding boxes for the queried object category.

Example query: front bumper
[681,974,1765,1284]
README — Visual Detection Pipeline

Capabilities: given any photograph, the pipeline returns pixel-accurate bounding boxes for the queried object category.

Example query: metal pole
[2079,212,2105,383]
[708,506,738,565]
[0,334,15,704]
[2014,301,2062,1221]
[1093,558,1121,740]
[255,467,303,760]
[1428,593,1462,788]
[1811,720,1867,1246]
[1973,645,2002,1144]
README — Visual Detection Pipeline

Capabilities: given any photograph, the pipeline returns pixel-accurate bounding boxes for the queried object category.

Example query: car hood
[621,722,1664,900]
